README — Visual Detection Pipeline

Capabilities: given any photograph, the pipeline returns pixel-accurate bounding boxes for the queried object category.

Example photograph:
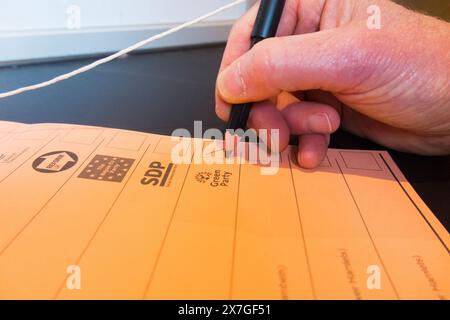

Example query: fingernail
[217,64,245,101]
[215,102,230,121]
[308,113,333,133]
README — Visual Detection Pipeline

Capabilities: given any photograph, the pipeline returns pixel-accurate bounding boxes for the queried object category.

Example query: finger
[216,0,301,121]
[219,5,258,74]
[297,134,330,169]
[282,101,341,135]
[217,24,374,104]
[247,101,291,151]
[292,0,328,34]
[215,87,232,121]
[215,4,260,121]
[340,107,448,155]
[220,1,300,73]
[304,90,344,113]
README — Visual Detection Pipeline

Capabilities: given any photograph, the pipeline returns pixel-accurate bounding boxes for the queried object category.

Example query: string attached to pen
[0,0,246,99]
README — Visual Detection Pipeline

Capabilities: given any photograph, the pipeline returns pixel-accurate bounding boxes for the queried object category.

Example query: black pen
[226,0,286,132]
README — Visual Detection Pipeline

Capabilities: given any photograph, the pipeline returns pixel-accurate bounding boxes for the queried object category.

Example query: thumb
[217,24,378,104]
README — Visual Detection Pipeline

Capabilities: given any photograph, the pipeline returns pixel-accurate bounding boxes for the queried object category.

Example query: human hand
[216,0,450,168]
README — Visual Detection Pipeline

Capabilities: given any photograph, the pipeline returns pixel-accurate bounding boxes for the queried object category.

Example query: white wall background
[0,0,250,64]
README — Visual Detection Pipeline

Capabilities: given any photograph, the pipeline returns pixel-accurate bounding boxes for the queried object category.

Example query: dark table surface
[0,44,449,231]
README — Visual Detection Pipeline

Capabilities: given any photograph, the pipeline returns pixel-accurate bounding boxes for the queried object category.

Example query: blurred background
[397,0,450,19]
[0,0,249,64]
[0,0,448,65]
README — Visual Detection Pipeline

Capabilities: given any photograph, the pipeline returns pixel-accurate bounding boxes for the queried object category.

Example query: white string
[0,0,246,99]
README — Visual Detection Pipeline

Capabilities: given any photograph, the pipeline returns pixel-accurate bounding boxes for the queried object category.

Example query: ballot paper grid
[0,121,448,300]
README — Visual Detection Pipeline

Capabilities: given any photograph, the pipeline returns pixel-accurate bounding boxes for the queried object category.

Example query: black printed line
[379,153,449,253]
[106,131,148,151]
[53,139,153,299]
[0,125,22,144]
[339,151,382,172]
[0,134,59,184]
[288,155,317,299]
[160,163,174,187]
[228,163,242,299]
[335,159,400,299]
[142,160,193,299]
[152,136,163,154]
[59,128,104,145]
[0,138,106,257]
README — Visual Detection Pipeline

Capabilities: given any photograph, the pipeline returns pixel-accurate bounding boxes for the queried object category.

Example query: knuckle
[252,39,280,83]
[333,27,389,89]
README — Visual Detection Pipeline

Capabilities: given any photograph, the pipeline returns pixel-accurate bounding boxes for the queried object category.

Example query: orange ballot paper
[0,120,448,300]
